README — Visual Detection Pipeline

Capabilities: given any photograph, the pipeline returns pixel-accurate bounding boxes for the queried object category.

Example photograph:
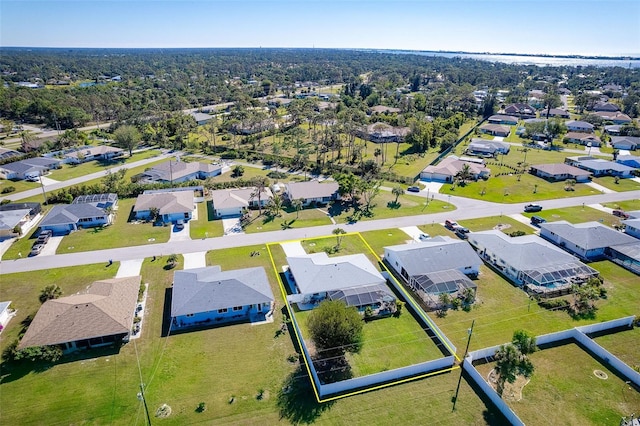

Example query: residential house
[478,123,510,137]
[358,122,410,143]
[604,125,623,135]
[133,190,194,224]
[286,253,396,316]
[611,136,640,151]
[0,301,13,330]
[564,157,635,178]
[0,147,21,162]
[539,221,638,261]
[40,194,116,235]
[18,276,141,351]
[421,155,490,182]
[0,202,42,238]
[0,157,62,180]
[541,108,570,119]
[383,237,481,307]
[622,218,640,239]
[563,132,601,146]
[283,181,340,206]
[63,146,124,164]
[529,163,592,182]
[565,120,594,133]
[210,187,273,218]
[171,266,274,328]
[139,160,222,183]
[232,119,275,135]
[466,139,510,156]
[487,114,519,125]
[594,111,632,124]
[503,103,536,118]
[605,242,640,275]
[188,111,214,125]
[617,155,640,168]
[593,102,620,112]
[467,230,598,294]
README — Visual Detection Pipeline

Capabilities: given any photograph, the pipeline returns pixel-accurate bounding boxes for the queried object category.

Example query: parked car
[453,226,470,234]
[524,204,543,213]
[36,230,53,244]
[29,243,45,256]
[455,229,469,239]
[444,219,458,230]
[418,233,431,241]
[531,215,547,225]
[175,220,185,230]
[407,186,421,193]
[612,209,630,219]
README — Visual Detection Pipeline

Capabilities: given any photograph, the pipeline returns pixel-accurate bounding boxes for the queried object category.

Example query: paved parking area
[37,236,64,257]
[116,259,144,277]
[183,252,207,269]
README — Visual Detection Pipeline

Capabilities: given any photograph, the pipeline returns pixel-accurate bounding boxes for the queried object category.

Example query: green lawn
[49,150,161,181]
[521,205,623,228]
[189,201,224,239]
[592,176,640,192]
[602,200,640,211]
[474,343,640,424]
[243,205,334,233]
[440,172,598,203]
[0,179,40,197]
[593,327,640,372]
[55,198,170,254]
[433,260,640,354]
[458,215,536,235]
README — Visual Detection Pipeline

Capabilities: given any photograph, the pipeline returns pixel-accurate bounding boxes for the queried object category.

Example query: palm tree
[267,193,284,217]
[39,285,62,304]
[166,254,178,269]
[391,185,404,204]
[292,198,304,219]
[250,176,269,216]
[332,227,347,249]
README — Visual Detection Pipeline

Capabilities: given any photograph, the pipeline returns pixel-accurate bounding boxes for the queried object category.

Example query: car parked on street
[524,203,543,212]
[407,186,421,193]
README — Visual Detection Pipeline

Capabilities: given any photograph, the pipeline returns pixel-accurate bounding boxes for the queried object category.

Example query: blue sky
[1,0,639,56]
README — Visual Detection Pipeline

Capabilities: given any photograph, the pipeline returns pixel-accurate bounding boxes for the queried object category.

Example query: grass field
[593,327,640,372]
[602,200,640,211]
[592,176,640,192]
[49,150,161,181]
[521,205,624,228]
[474,342,640,424]
[188,201,224,239]
[243,205,334,233]
[458,215,536,235]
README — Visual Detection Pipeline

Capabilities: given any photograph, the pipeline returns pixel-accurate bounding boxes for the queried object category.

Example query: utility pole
[452,319,475,411]
[38,174,47,204]
[138,383,152,426]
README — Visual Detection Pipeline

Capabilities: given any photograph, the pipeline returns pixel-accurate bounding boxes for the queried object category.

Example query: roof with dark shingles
[539,221,637,250]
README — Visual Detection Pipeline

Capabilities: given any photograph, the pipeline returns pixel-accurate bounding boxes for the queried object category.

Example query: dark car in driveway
[36,230,53,244]
[524,204,543,213]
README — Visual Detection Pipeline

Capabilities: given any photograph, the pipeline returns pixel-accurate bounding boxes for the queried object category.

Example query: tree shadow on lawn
[206,200,216,221]
[277,364,336,425]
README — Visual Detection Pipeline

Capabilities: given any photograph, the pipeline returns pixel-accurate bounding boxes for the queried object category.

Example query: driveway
[222,217,244,235]
[399,226,427,242]
[280,241,306,257]
[585,181,616,194]
[36,236,64,257]
[116,259,144,277]
[40,176,59,186]
[183,252,207,269]
[169,221,191,242]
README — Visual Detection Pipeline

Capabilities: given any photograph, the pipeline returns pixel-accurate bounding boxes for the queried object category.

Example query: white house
[210,187,273,218]
[565,121,594,133]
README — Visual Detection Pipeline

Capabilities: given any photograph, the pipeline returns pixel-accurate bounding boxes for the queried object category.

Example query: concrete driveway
[40,176,59,186]
[399,226,427,242]
[36,236,64,257]
[169,221,191,242]
[183,252,207,269]
[116,259,144,277]
[280,241,306,256]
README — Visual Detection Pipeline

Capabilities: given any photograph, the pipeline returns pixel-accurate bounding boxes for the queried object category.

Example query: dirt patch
[155,403,172,418]
[487,369,530,402]
[493,223,512,231]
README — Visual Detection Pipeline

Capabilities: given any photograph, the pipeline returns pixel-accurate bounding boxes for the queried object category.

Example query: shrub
[1,186,15,194]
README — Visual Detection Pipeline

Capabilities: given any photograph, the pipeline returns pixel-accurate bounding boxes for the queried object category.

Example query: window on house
[233,306,243,311]
[218,308,228,314]
[186,313,194,317]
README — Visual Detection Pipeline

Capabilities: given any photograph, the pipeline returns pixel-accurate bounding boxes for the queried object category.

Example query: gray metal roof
[413,269,477,294]
[40,203,107,227]
[287,253,385,294]
[0,208,31,230]
[539,221,638,249]
[577,159,635,173]
[608,242,640,262]
[328,283,395,307]
[171,266,274,317]
[384,237,482,276]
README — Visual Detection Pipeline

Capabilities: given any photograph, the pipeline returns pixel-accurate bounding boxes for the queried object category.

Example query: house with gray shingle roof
[466,139,511,156]
[140,160,222,183]
[284,181,340,206]
[564,157,635,178]
[478,123,510,137]
[566,120,594,133]
[210,187,273,218]
[420,155,490,182]
[488,114,519,125]
[18,276,141,351]
[188,111,214,125]
[622,218,640,239]
[133,190,194,224]
[611,136,640,151]
[467,230,598,293]
[0,202,41,238]
[529,163,592,182]
[40,194,117,235]
[171,266,274,328]
[563,132,601,147]
[0,157,62,180]
[384,237,482,306]
[617,155,640,168]
[286,252,394,314]
[605,242,640,275]
[63,145,124,164]
[539,221,638,261]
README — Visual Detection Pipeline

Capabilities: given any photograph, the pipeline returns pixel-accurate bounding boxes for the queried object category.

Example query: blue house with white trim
[39,194,116,235]
[171,266,274,328]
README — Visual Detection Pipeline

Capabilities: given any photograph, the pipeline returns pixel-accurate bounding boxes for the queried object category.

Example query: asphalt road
[2,189,638,275]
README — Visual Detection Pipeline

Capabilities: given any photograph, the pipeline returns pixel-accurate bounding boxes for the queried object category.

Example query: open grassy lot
[593,327,640,372]
[0,178,40,196]
[602,200,640,211]
[592,176,640,192]
[188,201,224,239]
[440,172,598,203]
[474,342,640,424]
[55,198,170,254]
[458,215,536,235]
[433,260,640,354]
[243,205,334,233]
[49,150,161,181]
[300,234,381,267]
[521,205,623,228]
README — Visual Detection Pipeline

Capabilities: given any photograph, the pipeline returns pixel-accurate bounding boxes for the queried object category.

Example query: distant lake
[378,50,640,68]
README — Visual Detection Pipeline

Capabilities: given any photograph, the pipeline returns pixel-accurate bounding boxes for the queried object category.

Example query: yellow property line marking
[266,232,460,403]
